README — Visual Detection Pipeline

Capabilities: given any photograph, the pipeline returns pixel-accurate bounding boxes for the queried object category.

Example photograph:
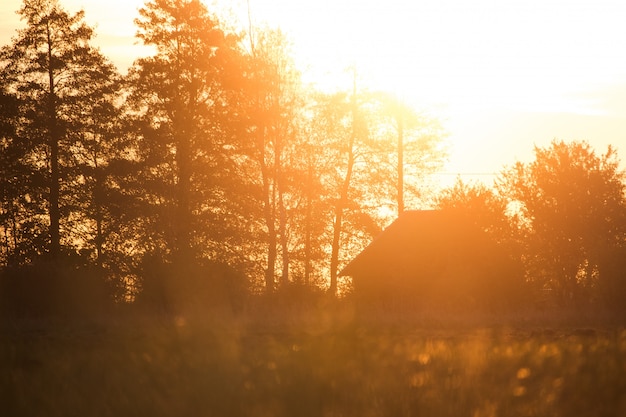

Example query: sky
[2,0,626,186]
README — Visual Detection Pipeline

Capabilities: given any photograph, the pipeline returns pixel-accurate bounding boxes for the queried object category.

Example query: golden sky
[2,0,626,184]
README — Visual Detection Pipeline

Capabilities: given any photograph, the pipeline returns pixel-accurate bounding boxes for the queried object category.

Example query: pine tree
[1,0,123,260]
[127,0,244,263]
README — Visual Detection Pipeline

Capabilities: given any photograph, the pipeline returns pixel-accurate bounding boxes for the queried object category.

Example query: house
[340,209,523,313]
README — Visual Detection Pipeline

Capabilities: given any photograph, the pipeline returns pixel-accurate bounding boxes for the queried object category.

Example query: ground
[2,308,626,417]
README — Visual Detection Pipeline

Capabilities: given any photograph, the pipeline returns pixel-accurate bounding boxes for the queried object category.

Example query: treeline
[438,140,626,314]
[0,0,445,315]
[2,1,625,319]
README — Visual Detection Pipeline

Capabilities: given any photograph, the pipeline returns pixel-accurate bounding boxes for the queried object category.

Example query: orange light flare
[3,0,626,186]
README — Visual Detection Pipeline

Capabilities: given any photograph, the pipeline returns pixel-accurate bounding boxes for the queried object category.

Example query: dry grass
[2,310,626,417]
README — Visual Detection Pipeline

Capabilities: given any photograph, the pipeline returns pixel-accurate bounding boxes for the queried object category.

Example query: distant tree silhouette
[327,70,362,296]
[437,179,516,242]
[499,140,626,307]
[242,28,305,292]
[377,93,446,216]
[318,83,447,295]
[436,180,527,308]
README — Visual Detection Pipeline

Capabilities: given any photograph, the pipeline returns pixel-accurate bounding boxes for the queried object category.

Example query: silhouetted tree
[127,0,243,263]
[243,28,290,291]
[377,93,446,216]
[436,179,528,309]
[0,0,124,262]
[326,71,363,296]
[499,140,626,307]
[317,82,447,295]
[284,106,332,288]
[0,87,26,264]
[242,26,315,291]
[437,179,516,242]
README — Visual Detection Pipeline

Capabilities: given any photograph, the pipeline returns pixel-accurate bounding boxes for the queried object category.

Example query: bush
[0,257,118,319]
[133,256,248,317]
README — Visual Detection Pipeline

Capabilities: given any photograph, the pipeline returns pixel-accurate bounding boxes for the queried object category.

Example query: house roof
[340,209,490,278]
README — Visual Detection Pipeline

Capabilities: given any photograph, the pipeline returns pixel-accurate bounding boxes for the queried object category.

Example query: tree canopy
[499,140,626,306]
[0,0,448,315]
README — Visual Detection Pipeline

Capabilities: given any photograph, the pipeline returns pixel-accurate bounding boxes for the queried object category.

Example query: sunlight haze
[2,0,626,185]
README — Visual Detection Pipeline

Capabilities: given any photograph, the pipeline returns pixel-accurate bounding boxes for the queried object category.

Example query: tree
[242,27,305,292]
[0,0,124,261]
[0,86,27,264]
[66,71,130,271]
[127,0,243,263]
[436,179,528,309]
[377,93,446,216]
[285,104,333,288]
[326,70,363,296]
[437,178,515,242]
[499,140,626,306]
[301,73,448,296]
[321,85,448,295]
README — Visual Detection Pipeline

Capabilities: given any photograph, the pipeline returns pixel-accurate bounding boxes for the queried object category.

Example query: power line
[433,172,498,176]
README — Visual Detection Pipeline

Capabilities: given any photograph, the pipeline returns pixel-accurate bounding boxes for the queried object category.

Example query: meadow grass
[2,310,626,417]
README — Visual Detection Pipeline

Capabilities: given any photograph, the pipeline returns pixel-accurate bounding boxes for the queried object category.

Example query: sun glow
[3,0,626,184]
[235,0,626,184]
[238,0,626,108]
[4,0,625,116]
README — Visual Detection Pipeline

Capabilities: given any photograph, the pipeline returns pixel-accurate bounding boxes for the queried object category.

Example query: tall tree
[328,70,362,296]
[377,93,446,215]
[320,85,446,295]
[243,27,304,291]
[67,70,127,266]
[0,0,123,261]
[286,105,332,287]
[127,0,243,263]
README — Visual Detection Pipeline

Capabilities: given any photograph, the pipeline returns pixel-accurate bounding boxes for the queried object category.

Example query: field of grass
[2,310,626,417]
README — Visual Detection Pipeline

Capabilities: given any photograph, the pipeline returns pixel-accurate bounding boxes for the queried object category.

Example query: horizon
[2,0,626,187]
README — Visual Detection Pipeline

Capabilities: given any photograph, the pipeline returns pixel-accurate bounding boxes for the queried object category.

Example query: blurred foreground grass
[2,314,626,417]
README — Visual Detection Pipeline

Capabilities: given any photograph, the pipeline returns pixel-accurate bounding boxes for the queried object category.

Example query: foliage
[126,0,246,264]
[433,181,528,310]
[499,140,626,308]
[0,0,124,261]
[133,255,247,316]
[0,256,120,318]
[437,178,516,241]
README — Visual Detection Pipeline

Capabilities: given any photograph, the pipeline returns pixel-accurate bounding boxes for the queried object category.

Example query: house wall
[352,244,526,315]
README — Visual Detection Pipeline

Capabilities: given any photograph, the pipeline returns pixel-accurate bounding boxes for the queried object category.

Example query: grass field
[2,310,626,417]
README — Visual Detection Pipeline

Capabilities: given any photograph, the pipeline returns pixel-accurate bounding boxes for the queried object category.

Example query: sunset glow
[240,0,626,181]
[3,4,626,412]
[2,0,626,181]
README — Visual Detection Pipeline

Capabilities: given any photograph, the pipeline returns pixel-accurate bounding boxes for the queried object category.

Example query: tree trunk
[329,149,354,295]
[278,185,289,286]
[175,127,192,259]
[46,22,60,259]
[259,126,276,293]
[276,134,289,287]
[304,147,313,286]
[397,113,404,216]
[93,163,106,267]
[329,73,358,296]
